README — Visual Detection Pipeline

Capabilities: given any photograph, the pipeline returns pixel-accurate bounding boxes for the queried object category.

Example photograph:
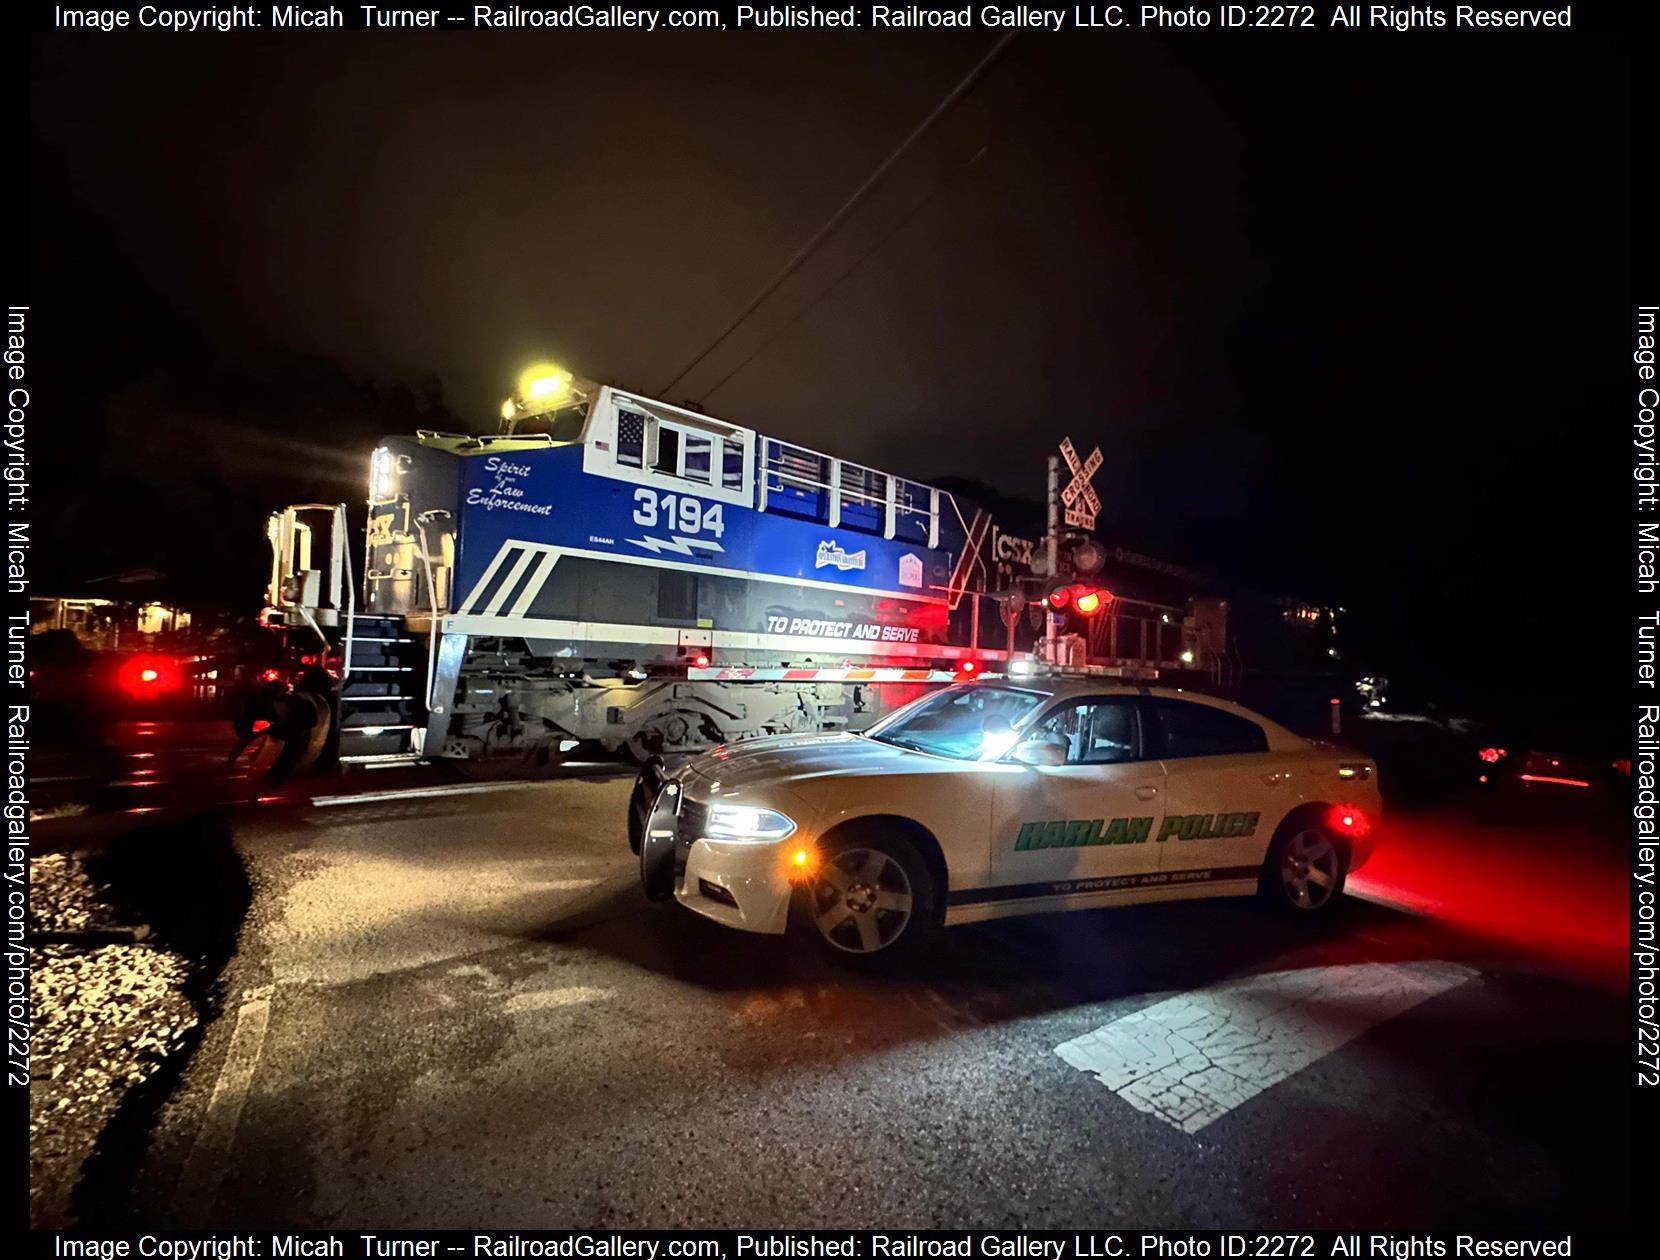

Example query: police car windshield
[865,685,1047,761]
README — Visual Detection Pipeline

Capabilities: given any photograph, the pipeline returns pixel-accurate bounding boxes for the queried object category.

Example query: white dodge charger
[628,678,1380,957]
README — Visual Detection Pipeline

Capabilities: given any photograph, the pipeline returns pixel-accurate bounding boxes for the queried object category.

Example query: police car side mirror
[1011,738,1067,768]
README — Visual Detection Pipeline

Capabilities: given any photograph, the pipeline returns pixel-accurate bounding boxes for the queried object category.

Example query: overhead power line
[656,31,1017,400]
[698,145,990,406]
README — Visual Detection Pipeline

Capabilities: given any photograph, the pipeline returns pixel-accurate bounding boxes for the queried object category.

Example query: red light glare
[1328,804,1372,838]
[117,656,181,697]
[693,653,710,669]
[251,719,271,733]
[1517,773,1592,789]
[960,660,979,674]
[259,668,283,684]
[1478,747,1506,764]
[1074,591,1101,615]
[1046,586,1070,610]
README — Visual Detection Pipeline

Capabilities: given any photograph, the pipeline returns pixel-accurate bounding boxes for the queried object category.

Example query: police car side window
[1147,699,1267,759]
[1030,698,1140,765]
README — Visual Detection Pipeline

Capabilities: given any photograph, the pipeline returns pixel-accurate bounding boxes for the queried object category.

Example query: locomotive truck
[249,367,1196,777]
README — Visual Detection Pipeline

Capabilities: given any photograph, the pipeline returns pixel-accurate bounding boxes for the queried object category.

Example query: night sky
[29,23,1633,696]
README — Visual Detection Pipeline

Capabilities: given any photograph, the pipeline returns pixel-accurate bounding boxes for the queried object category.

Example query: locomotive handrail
[757,436,939,545]
[412,510,449,716]
[413,510,450,617]
[337,503,355,682]
[416,430,558,452]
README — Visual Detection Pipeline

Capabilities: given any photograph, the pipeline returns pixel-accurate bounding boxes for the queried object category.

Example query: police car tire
[1258,819,1348,916]
[639,820,677,902]
[798,829,938,961]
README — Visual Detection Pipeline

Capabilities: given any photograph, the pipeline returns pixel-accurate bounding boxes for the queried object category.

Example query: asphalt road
[109,765,1630,1231]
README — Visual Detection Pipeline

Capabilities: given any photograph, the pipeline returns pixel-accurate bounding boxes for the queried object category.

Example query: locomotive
[251,367,1184,776]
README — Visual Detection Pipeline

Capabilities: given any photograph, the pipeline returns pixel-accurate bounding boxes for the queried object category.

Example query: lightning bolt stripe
[626,535,727,557]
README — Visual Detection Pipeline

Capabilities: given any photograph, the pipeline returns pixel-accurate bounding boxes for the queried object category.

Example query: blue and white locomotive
[259,368,1018,768]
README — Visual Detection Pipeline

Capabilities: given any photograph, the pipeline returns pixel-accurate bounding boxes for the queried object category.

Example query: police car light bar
[1008,661,1161,682]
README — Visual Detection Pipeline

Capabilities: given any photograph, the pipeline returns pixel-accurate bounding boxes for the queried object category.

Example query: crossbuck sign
[1059,437,1103,530]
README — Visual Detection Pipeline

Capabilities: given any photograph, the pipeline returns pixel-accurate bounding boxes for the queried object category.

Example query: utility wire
[698,145,990,406]
[656,32,1017,400]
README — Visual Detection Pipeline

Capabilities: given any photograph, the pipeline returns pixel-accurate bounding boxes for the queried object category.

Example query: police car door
[1145,697,1278,887]
[989,695,1166,891]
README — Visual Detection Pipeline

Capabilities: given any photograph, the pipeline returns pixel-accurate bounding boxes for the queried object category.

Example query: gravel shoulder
[29,851,196,1226]
[30,810,250,1228]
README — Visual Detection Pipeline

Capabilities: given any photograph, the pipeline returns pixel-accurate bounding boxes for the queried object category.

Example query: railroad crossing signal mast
[1059,436,1104,529]
[1044,436,1103,661]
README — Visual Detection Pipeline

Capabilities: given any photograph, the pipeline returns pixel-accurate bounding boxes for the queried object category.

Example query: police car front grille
[676,799,709,843]
[673,798,709,880]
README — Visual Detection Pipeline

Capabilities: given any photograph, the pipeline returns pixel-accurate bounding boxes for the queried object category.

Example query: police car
[629,678,1380,957]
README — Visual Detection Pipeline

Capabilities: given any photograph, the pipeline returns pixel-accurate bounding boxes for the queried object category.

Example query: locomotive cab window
[681,432,713,484]
[721,439,745,490]
[616,408,647,468]
[650,424,680,475]
[587,393,756,510]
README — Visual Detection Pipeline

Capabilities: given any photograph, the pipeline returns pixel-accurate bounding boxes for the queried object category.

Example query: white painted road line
[1054,960,1476,1134]
[312,781,566,808]
[173,984,274,1221]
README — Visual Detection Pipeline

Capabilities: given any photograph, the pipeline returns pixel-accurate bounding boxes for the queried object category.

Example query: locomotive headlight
[525,369,567,400]
[516,363,571,407]
[369,447,395,502]
[705,803,797,841]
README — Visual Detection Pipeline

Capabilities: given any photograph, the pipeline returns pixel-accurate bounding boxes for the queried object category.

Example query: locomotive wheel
[624,730,664,766]
[233,691,332,785]
[624,710,723,764]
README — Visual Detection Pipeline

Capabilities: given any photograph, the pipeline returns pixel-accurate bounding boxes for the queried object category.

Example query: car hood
[680,731,965,795]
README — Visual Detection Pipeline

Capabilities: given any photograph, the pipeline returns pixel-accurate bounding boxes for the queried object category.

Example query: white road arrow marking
[1053,959,1475,1133]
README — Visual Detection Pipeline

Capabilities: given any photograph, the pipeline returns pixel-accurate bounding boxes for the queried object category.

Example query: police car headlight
[705,804,797,841]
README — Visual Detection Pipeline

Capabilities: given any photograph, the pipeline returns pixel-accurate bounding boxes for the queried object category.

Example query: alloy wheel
[809,847,914,954]
[1280,828,1339,910]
